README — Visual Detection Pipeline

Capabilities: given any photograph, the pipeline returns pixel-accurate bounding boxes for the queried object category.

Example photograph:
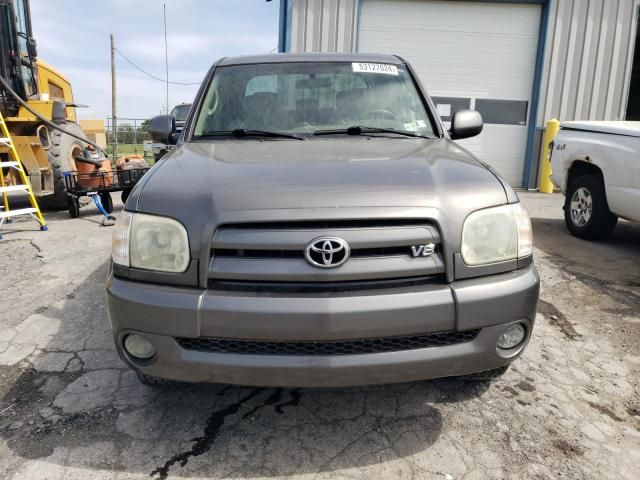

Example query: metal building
[278,0,640,188]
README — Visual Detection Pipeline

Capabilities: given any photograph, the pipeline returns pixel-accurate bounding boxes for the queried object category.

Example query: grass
[105,144,155,164]
[106,143,150,157]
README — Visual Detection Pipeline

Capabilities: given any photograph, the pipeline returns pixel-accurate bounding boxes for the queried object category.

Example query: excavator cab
[0,0,38,116]
[0,0,93,208]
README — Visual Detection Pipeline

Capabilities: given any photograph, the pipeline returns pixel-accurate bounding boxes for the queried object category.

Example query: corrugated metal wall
[287,0,640,125]
[289,0,359,52]
[538,0,639,124]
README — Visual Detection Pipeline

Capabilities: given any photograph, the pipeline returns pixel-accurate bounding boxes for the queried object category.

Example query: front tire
[41,122,89,210]
[564,174,617,240]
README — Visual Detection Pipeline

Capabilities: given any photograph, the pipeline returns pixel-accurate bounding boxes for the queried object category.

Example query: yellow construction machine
[0,0,103,208]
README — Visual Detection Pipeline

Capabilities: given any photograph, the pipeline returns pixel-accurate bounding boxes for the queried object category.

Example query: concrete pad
[0,194,638,480]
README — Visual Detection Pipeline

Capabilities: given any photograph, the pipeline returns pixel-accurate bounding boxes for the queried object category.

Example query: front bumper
[106,265,539,387]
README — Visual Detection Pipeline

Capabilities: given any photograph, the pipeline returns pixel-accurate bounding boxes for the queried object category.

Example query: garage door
[358,0,541,186]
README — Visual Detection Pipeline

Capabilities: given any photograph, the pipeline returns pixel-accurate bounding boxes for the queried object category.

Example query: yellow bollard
[539,118,560,193]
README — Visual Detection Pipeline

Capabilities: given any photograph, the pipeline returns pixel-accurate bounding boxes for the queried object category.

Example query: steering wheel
[362,109,397,120]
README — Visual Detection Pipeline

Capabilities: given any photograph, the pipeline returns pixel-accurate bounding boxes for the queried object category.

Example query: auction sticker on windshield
[352,63,398,75]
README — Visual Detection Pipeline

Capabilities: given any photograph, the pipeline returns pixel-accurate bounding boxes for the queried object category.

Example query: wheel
[68,197,80,218]
[121,189,130,205]
[100,192,113,213]
[41,122,90,210]
[136,371,176,387]
[564,174,617,240]
[459,365,509,382]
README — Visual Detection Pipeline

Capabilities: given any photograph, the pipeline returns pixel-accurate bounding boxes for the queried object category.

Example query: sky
[30,0,279,121]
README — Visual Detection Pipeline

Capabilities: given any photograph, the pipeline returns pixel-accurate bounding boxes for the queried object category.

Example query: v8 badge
[411,243,436,257]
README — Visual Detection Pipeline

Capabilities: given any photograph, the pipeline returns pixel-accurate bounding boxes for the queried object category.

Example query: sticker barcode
[352,63,399,75]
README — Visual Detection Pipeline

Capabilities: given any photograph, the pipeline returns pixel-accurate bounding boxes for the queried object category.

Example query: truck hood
[133,137,509,253]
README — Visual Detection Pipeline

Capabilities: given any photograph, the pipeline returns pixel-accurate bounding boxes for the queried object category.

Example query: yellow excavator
[0,0,103,208]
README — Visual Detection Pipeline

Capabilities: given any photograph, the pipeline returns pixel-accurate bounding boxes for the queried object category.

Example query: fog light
[124,334,156,359]
[497,324,526,349]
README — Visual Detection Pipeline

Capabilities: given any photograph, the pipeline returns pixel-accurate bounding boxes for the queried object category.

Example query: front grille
[176,330,479,356]
[209,219,445,285]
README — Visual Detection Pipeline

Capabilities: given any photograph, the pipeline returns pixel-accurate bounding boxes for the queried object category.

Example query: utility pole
[110,33,117,161]
[163,3,169,114]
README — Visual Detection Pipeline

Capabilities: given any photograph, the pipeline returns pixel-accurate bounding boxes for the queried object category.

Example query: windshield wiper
[314,126,433,138]
[199,129,305,140]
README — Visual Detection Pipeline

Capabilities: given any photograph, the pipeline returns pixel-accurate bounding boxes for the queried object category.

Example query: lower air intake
[176,330,480,356]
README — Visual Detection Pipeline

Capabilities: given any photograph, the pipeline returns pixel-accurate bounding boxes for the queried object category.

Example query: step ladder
[0,111,47,239]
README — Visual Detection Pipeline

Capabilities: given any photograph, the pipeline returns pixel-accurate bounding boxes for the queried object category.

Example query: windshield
[170,104,191,122]
[193,62,436,138]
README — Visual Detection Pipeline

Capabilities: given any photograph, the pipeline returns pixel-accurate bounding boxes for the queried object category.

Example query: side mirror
[449,109,483,140]
[27,37,37,58]
[148,115,177,144]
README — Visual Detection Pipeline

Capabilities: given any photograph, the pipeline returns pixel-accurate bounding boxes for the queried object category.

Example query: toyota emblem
[304,237,350,268]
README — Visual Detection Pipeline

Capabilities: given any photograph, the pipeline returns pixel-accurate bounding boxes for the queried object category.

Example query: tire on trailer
[40,122,89,210]
[100,191,113,213]
[67,196,80,218]
[564,174,618,240]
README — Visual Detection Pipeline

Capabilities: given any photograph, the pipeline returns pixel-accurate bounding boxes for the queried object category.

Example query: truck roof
[218,52,403,66]
[561,121,640,138]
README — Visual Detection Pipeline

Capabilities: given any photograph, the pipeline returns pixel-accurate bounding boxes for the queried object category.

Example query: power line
[114,47,200,86]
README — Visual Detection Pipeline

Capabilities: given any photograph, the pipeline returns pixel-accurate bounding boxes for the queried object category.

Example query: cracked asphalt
[1,192,639,480]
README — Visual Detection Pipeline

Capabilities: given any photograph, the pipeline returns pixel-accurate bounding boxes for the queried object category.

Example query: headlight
[112,212,133,267]
[461,203,532,266]
[111,212,190,273]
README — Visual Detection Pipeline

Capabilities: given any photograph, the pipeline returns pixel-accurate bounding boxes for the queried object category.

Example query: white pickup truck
[551,121,640,240]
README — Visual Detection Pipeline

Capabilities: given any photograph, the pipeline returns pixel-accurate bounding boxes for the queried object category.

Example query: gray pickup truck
[107,53,539,387]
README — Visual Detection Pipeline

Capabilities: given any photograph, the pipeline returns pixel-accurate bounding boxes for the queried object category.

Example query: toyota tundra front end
[107,53,539,387]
